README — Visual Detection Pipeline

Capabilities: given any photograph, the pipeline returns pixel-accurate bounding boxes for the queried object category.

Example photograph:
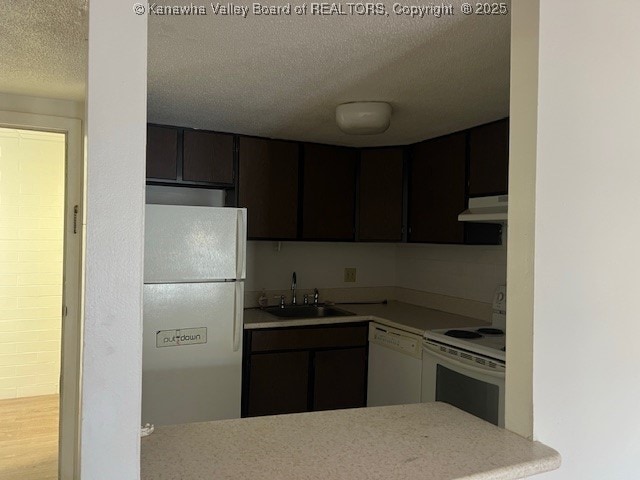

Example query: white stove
[421,286,507,427]
[424,326,505,364]
[423,285,507,364]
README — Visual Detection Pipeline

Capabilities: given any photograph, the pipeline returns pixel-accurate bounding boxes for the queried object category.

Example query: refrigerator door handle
[233,282,244,352]
[235,209,246,280]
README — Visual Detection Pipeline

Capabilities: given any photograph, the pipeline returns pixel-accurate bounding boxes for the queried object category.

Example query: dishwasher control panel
[369,323,422,359]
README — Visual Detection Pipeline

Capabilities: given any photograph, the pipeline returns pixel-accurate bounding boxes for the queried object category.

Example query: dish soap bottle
[258,289,268,309]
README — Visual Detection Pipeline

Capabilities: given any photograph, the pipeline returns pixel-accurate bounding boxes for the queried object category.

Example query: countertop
[244,300,489,335]
[141,402,560,480]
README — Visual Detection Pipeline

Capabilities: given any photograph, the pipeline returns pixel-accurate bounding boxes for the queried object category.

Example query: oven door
[421,341,505,427]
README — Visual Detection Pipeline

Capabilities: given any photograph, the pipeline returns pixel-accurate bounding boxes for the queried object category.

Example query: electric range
[420,286,508,427]
[423,285,507,364]
[424,326,505,363]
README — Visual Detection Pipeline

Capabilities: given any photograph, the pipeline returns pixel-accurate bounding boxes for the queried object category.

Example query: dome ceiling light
[336,102,392,135]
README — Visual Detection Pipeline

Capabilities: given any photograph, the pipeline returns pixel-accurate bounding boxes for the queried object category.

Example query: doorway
[0,112,83,480]
[0,127,65,480]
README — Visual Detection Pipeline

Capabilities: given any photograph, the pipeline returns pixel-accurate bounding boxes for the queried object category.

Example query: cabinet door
[358,148,404,241]
[238,137,299,239]
[468,119,509,196]
[313,347,367,411]
[246,351,310,417]
[146,125,178,180]
[183,130,234,184]
[302,144,357,240]
[409,132,466,243]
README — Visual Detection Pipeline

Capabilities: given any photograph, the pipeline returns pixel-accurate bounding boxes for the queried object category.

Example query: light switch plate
[156,327,207,348]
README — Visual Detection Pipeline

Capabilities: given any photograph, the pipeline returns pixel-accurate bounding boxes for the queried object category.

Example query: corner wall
[504,0,539,439]
[81,1,147,478]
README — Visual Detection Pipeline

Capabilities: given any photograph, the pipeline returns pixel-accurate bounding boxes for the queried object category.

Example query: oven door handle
[423,345,505,380]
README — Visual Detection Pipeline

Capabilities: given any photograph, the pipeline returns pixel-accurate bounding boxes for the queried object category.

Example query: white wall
[246,241,397,292]
[0,93,83,120]
[247,241,506,305]
[0,128,65,399]
[533,0,640,477]
[145,185,225,207]
[396,244,506,303]
[81,2,146,478]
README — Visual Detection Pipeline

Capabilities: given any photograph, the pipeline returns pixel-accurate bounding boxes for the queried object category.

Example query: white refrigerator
[142,205,246,426]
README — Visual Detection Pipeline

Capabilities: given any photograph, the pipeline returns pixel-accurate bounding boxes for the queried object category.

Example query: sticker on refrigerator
[156,327,207,347]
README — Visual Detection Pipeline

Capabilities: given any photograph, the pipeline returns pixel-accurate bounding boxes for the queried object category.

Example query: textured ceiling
[0,2,510,146]
[148,1,511,146]
[0,1,87,101]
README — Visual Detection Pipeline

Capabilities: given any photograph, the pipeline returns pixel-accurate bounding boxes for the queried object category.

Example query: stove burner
[477,328,504,335]
[444,329,482,339]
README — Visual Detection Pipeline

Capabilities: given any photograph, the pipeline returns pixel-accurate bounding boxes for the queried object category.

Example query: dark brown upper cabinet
[302,144,357,241]
[238,137,299,240]
[183,130,234,184]
[468,118,509,196]
[358,148,404,242]
[409,132,466,244]
[146,125,178,180]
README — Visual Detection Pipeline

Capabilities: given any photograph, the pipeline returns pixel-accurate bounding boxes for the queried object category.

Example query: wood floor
[0,395,59,480]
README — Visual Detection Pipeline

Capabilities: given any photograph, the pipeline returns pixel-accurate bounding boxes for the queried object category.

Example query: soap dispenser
[258,289,268,309]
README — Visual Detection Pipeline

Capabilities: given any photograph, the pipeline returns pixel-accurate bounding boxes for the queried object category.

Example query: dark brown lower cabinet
[246,351,309,417]
[242,323,368,417]
[313,347,367,411]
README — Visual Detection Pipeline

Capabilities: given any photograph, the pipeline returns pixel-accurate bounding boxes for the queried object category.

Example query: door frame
[0,110,83,479]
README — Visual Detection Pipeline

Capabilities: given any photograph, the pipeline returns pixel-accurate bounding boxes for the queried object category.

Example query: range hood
[458,195,508,223]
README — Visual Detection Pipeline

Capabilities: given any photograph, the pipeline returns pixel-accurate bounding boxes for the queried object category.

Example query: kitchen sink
[263,305,356,319]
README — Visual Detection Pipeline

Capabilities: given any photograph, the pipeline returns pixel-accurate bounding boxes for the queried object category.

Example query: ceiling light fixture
[336,102,392,135]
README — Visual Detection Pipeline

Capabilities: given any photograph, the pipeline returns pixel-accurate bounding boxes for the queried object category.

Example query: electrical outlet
[344,267,357,283]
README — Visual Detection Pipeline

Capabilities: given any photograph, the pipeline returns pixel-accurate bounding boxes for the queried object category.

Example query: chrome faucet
[291,272,297,305]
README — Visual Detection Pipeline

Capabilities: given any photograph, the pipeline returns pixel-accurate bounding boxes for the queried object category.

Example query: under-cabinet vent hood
[458,195,508,223]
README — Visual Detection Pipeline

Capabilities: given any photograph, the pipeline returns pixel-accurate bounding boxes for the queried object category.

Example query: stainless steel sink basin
[263,305,355,319]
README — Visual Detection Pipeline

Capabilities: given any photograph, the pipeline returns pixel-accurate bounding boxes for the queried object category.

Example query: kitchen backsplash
[245,240,506,317]
[395,243,507,303]
[245,241,396,292]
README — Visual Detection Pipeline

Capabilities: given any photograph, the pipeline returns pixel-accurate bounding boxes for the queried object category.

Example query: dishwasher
[367,322,423,407]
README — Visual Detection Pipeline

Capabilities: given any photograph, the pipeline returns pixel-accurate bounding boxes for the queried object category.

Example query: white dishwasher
[367,322,423,407]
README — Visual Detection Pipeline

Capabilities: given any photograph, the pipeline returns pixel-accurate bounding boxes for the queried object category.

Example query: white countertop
[244,300,489,335]
[141,402,560,480]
